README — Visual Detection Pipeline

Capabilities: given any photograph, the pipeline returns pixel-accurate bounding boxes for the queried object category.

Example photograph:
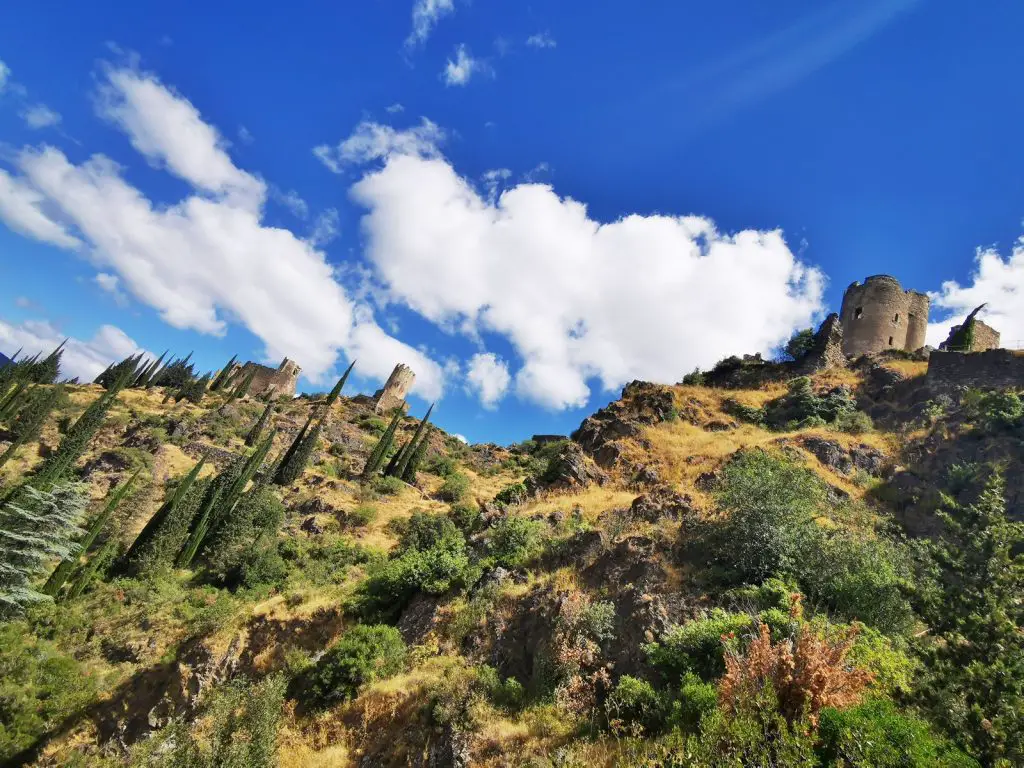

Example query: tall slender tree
[246,401,276,447]
[273,415,313,485]
[43,470,139,596]
[134,350,167,388]
[362,409,403,480]
[27,342,65,385]
[0,380,30,422]
[226,368,257,405]
[66,538,118,600]
[0,385,64,469]
[322,360,356,412]
[209,355,238,392]
[402,431,431,483]
[391,404,433,480]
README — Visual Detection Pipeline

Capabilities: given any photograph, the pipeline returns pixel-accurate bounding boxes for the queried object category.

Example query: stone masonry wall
[233,358,301,398]
[927,349,1024,390]
[839,275,930,357]
[373,363,415,414]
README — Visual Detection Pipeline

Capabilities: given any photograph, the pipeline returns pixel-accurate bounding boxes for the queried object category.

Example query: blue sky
[2,0,1024,444]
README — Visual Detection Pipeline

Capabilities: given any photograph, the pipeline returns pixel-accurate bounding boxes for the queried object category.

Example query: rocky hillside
[0,349,1021,768]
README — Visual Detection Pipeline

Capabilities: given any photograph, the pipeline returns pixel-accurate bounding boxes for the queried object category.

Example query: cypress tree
[209,355,238,392]
[175,372,211,405]
[122,457,206,573]
[392,404,433,480]
[177,486,223,567]
[27,342,65,385]
[384,438,411,478]
[274,418,323,486]
[0,385,63,469]
[322,360,356,412]
[134,351,167,388]
[153,352,195,390]
[246,401,276,447]
[0,483,88,617]
[402,431,431,483]
[273,415,313,485]
[32,372,129,487]
[96,353,145,391]
[66,538,118,600]
[362,409,402,480]
[43,469,139,596]
[0,380,30,422]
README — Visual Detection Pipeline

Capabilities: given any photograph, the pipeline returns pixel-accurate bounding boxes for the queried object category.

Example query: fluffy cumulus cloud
[926,240,1024,349]
[21,104,61,129]
[443,45,488,87]
[466,352,511,408]
[406,0,455,48]
[0,66,444,398]
[346,121,825,409]
[314,118,445,172]
[0,318,149,382]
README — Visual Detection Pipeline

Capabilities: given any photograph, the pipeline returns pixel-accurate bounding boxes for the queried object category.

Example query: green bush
[425,454,458,477]
[371,475,405,496]
[833,409,874,435]
[817,699,980,768]
[696,449,827,584]
[343,504,378,529]
[681,368,705,386]
[358,414,388,436]
[240,547,289,590]
[486,516,543,568]
[449,501,482,534]
[646,610,754,682]
[784,328,815,361]
[674,672,718,731]
[437,472,470,502]
[306,625,407,707]
[494,481,529,506]
[605,676,667,735]
[0,623,98,762]
[963,389,1024,431]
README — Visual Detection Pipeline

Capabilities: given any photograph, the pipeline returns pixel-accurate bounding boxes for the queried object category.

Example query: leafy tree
[785,328,815,361]
[245,401,276,447]
[306,625,407,707]
[43,470,139,597]
[0,385,64,469]
[361,408,402,480]
[916,470,1024,766]
[0,483,87,617]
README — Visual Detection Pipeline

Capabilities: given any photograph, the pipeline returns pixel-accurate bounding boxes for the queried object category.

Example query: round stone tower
[839,275,930,357]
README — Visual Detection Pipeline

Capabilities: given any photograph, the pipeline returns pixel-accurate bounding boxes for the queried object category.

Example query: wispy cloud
[443,45,490,87]
[526,32,556,49]
[406,0,455,48]
[385,103,405,114]
[21,104,62,129]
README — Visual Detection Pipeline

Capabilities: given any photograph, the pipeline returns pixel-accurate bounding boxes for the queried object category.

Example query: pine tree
[27,342,65,385]
[0,380,30,422]
[43,470,138,597]
[246,401,276,447]
[273,415,313,485]
[153,353,195,390]
[362,409,403,480]
[0,385,64,469]
[274,419,322,486]
[391,404,433,480]
[209,355,238,392]
[134,351,167,388]
[322,360,356,412]
[96,353,146,391]
[32,371,130,487]
[122,457,206,574]
[402,431,430,483]
[384,439,411,478]
[0,482,87,617]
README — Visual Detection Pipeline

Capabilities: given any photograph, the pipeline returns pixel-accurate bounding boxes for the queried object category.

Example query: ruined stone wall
[235,358,301,398]
[972,320,1002,351]
[839,275,930,356]
[373,363,415,414]
[927,349,1024,390]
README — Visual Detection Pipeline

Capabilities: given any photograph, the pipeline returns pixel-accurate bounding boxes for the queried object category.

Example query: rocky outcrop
[628,486,696,523]
[798,436,888,477]
[798,313,847,373]
[571,380,675,469]
[538,442,607,490]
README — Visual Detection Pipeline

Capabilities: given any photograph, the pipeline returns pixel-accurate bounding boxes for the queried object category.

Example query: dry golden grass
[883,359,928,378]
[518,486,638,523]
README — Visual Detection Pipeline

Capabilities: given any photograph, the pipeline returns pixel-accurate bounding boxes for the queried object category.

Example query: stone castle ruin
[839,275,930,357]
[373,363,415,413]
[227,358,301,399]
[939,304,1001,352]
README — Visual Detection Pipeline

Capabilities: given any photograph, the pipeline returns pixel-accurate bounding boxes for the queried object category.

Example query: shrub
[817,698,980,768]
[681,368,705,386]
[449,501,481,534]
[437,472,470,502]
[784,328,815,361]
[494,481,529,506]
[240,547,289,590]
[357,414,388,436]
[605,676,667,735]
[306,625,406,707]
[674,672,718,731]
[966,389,1023,431]
[425,454,458,477]
[486,516,543,568]
[343,504,378,529]
[396,511,459,553]
[833,409,873,434]
[696,449,826,584]
[646,610,755,682]
[371,474,404,496]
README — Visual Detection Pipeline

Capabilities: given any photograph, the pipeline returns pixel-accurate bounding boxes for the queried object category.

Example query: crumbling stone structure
[927,349,1024,390]
[940,304,1002,352]
[797,313,847,373]
[373,363,415,414]
[839,275,930,357]
[229,358,300,398]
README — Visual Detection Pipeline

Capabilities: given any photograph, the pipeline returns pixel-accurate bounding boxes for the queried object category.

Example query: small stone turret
[373,364,415,414]
[839,275,930,357]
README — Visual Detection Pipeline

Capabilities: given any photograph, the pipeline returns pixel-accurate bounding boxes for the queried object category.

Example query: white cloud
[237,125,254,144]
[927,239,1024,349]
[0,168,81,249]
[466,352,511,408]
[443,45,489,87]
[481,168,511,204]
[526,32,557,49]
[345,120,825,409]
[0,317,149,383]
[452,433,468,444]
[273,188,309,218]
[94,272,129,306]
[406,0,455,48]
[0,60,10,92]
[20,104,61,129]
[0,65,445,399]
[386,103,405,114]
[314,118,444,172]
[14,297,34,309]
[310,208,340,246]
[95,66,265,208]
